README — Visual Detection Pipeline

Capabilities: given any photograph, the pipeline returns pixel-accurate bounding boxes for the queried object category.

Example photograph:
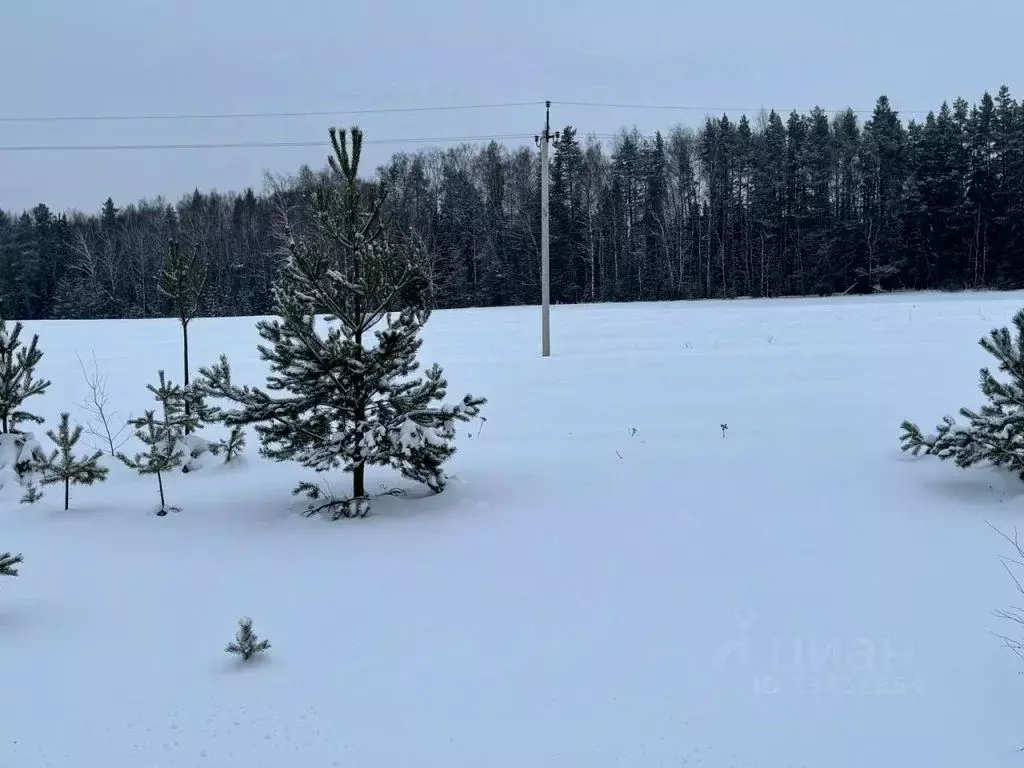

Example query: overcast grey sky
[2,0,1020,214]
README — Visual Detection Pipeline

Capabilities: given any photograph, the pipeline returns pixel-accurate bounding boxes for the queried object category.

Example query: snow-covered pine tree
[39,411,109,510]
[225,616,270,661]
[158,237,208,433]
[147,369,204,434]
[900,308,1024,480]
[0,317,51,434]
[0,433,45,493]
[199,126,486,518]
[117,410,185,515]
[0,551,22,582]
[143,369,222,471]
[0,318,50,490]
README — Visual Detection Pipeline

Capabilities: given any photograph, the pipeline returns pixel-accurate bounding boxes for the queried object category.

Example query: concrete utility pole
[535,101,558,357]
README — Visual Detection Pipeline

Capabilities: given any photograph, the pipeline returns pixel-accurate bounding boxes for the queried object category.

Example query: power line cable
[0,98,939,124]
[0,101,543,123]
[554,100,932,116]
[0,133,539,153]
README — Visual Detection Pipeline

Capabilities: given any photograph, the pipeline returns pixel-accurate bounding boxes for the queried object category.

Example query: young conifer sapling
[199,126,486,518]
[39,411,109,510]
[225,616,271,661]
[19,480,43,505]
[158,238,208,433]
[117,410,185,515]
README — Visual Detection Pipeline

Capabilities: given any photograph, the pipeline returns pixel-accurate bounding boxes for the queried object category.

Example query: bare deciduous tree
[75,350,131,456]
[987,521,1024,661]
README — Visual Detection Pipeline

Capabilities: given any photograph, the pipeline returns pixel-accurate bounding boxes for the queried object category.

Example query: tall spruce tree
[0,317,51,434]
[158,238,208,432]
[199,126,486,518]
[551,126,587,303]
[39,412,109,510]
[0,215,40,320]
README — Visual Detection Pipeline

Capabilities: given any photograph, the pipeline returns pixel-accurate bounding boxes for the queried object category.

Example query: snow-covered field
[3,290,1024,767]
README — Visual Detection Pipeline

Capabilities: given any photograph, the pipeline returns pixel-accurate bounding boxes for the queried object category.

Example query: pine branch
[292,480,370,519]
[198,356,334,446]
[0,551,23,579]
[900,309,1024,482]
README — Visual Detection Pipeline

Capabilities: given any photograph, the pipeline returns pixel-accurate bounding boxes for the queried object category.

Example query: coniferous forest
[3,87,1024,321]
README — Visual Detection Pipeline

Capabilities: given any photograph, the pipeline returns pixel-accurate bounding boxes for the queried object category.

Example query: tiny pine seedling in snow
[226,616,271,662]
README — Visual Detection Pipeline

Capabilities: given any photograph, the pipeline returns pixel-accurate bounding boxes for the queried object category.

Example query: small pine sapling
[117,410,185,515]
[0,317,51,434]
[138,370,220,473]
[198,127,486,518]
[158,238,208,433]
[145,369,222,471]
[39,412,110,510]
[182,377,245,463]
[222,425,246,463]
[900,309,1024,481]
[225,616,271,661]
[147,370,203,435]
[19,479,43,505]
[0,551,22,582]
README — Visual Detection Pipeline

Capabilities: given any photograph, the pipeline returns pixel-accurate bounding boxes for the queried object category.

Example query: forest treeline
[2,86,1024,321]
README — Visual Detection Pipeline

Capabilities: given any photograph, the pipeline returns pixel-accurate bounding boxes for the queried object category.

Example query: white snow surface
[3,290,1024,766]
